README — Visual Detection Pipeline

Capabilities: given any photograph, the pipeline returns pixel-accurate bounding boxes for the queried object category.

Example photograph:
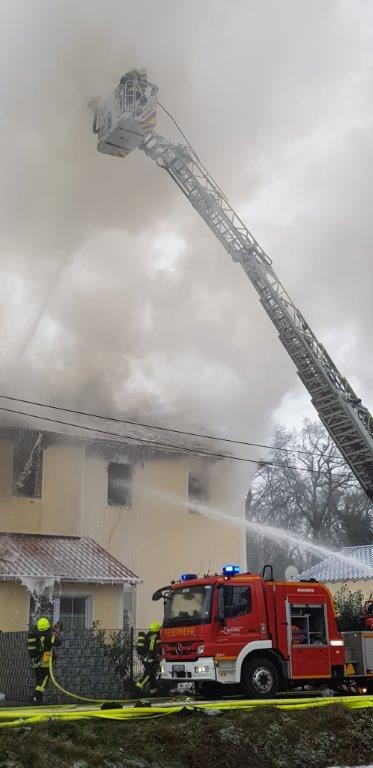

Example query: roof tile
[0,533,140,585]
[298,545,373,583]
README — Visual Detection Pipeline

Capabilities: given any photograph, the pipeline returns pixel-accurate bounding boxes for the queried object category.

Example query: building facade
[0,419,247,629]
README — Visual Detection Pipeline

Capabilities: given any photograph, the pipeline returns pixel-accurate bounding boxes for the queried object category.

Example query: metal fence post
[129,626,134,695]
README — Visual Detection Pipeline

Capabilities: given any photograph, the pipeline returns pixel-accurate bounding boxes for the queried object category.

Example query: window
[12,436,43,498]
[56,596,89,630]
[188,472,209,513]
[219,585,252,619]
[290,604,327,645]
[107,463,132,507]
[164,585,213,627]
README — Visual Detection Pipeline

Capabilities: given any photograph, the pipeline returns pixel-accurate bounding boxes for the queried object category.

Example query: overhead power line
[0,394,314,457]
[0,403,345,476]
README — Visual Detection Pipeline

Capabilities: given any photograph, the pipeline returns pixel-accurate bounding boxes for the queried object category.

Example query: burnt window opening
[108,462,132,507]
[12,435,43,499]
[188,472,209,514]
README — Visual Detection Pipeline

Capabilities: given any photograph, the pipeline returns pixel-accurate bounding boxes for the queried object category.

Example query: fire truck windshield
[164,584,213,627]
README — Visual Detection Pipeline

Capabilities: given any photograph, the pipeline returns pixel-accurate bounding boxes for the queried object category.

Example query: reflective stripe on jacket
[146,631,161,660]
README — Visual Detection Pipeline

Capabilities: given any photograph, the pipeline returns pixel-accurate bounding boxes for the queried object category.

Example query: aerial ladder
[92,69,373,502]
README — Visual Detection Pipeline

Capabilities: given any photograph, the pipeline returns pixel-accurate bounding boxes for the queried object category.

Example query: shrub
[333,585,365,631]
[93,622,132,684]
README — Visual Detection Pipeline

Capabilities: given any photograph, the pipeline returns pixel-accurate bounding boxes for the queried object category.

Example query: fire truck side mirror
[152,586,171,601]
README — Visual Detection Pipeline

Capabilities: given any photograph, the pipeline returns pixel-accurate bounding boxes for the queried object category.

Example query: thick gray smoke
[0,0,372,443]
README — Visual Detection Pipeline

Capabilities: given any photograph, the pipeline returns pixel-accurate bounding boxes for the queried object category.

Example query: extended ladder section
[143,134,373,500]
[92,72,373,501]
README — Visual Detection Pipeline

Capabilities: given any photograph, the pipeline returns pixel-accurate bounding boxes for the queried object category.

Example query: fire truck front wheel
[195,681,222,700]
[242,657,279,699]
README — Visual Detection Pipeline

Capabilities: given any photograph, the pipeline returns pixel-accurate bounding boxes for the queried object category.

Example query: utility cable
[0,394,316,457]
[0,404,348,475]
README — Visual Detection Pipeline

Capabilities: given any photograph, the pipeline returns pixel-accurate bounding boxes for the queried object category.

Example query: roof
[0,533,141,586]
[298,545,373,583]
[0,403,222,460]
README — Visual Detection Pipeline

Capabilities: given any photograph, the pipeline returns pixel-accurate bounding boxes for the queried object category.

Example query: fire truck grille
[164,641,198,660]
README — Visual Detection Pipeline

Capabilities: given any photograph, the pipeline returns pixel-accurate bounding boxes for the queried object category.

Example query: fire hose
[1,656,372,728]
[48,652,166,705]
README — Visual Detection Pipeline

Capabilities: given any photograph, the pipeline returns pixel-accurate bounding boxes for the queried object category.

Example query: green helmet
[149,621,161,633]
[37,617,50,632]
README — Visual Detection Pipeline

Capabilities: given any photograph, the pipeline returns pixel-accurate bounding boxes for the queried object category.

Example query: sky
[0,0,372,454]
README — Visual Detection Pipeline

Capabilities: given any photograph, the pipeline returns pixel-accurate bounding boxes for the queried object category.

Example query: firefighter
[135,622,161,695]
[27,617,61,704]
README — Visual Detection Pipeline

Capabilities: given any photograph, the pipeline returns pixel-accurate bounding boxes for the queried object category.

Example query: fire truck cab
[154,566,372,698]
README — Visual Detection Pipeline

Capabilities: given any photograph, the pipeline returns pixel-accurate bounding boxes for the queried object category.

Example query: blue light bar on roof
[180,573,198,582]
[223,564,240,576]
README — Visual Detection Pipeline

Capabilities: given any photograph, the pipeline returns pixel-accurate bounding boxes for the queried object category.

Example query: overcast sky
[0,0,372,452]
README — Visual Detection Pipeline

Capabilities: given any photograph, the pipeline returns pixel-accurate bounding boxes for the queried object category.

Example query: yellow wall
[0,582,29,631]
[0,433,247,630]
[56,582,124,628]
[0,438,84,536]
[83,452,247,627]
[0,580,125,631]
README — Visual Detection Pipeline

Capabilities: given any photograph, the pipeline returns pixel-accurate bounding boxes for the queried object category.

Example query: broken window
[12,432,43,498]
[188,472,209,513]
[107,463,132,507]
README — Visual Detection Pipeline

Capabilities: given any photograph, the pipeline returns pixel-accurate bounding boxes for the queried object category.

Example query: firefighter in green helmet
[27,617,62,704]
[135,622,162,695]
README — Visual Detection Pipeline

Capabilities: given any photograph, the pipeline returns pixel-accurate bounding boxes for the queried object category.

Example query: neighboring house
[299,545,373,600]
[0,413,247,629]
[0,533,140,632]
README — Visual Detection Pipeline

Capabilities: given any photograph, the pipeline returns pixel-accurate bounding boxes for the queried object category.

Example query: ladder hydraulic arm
[92,71,373,501]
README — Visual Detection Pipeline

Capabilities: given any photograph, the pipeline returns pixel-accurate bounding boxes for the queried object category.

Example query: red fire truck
[153,565,373,698]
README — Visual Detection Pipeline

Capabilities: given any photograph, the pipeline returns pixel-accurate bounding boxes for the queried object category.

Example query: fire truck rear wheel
[243,657,279,699]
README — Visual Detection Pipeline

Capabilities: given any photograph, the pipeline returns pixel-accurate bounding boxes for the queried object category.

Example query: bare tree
[246,420,373,578]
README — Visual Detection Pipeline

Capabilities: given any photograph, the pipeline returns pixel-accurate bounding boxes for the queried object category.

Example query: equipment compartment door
[287,600,331,679]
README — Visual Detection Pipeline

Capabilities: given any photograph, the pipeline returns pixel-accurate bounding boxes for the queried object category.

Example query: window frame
[53,594,93,630]
[218,584,252,619]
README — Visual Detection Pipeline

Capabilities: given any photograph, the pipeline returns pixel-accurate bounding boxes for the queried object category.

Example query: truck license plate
[172,664,185,676]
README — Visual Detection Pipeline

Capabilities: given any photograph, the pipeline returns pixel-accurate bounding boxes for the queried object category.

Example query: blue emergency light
[223,564,240,576]
[180,573,198,582]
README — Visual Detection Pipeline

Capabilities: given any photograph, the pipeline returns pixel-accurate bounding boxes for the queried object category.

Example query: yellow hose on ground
[1,694,373,728]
